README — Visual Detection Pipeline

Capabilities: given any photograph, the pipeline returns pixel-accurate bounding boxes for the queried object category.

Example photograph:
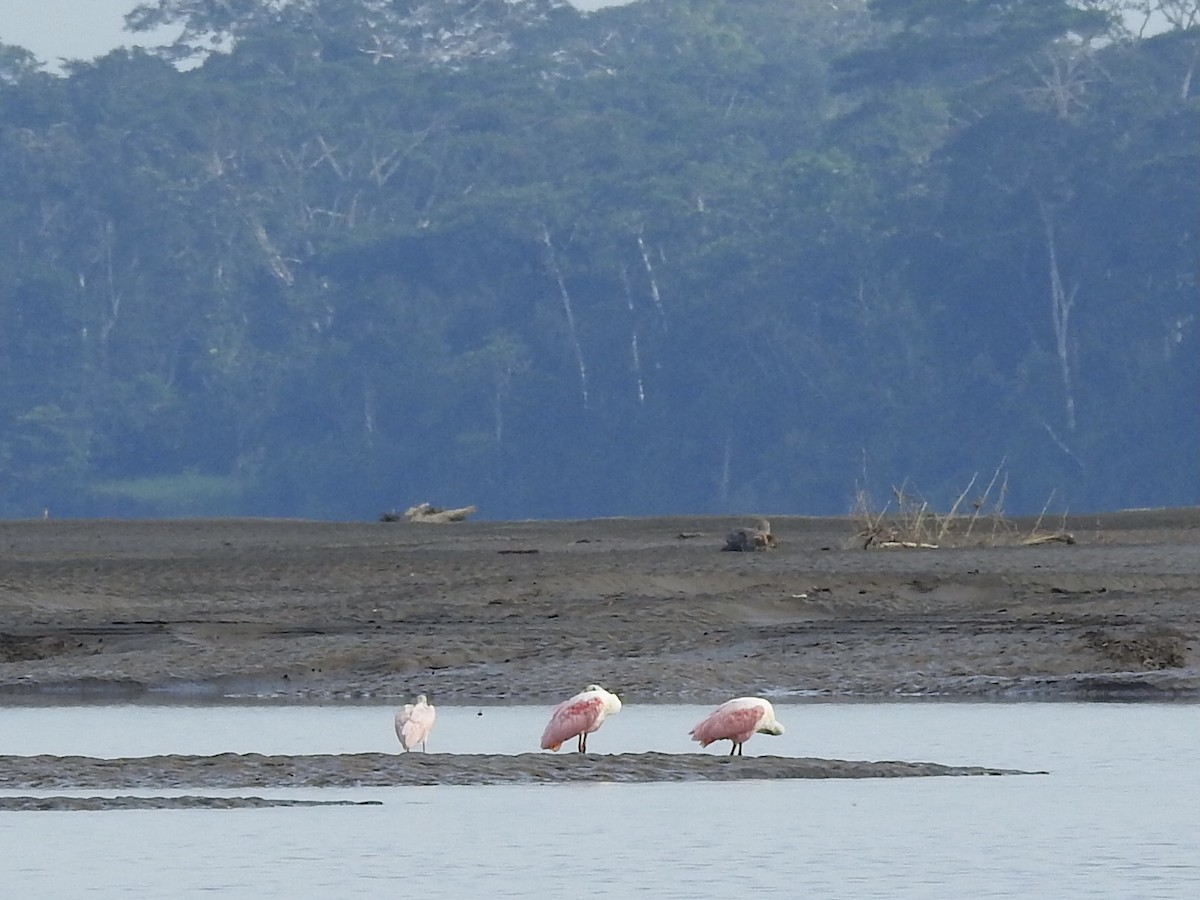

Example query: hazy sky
[0,1,167,66]
[1,0,628,70]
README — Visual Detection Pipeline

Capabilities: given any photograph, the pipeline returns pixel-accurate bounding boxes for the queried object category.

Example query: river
[0,702,1196,898]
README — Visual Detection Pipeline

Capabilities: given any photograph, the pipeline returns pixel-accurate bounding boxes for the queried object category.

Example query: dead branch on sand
[722,519,777,551]
[1022,492,1074,545]
[1021,532,1075,546]
[379,503,477,524]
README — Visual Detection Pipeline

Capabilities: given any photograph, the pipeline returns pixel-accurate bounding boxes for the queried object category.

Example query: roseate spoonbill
[690,697,784,756]
[395,694,437,752]
[540,684,622,752]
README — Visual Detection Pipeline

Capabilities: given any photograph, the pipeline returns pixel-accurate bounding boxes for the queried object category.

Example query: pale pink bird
[540,684,622,752]
[394,694,437,752]
[690,697,785,756]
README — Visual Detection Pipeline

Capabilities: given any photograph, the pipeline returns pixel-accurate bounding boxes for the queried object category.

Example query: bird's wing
[540,695,603,749]
[395,704,416,747]
[400,719,426,747]
[691,703,764,745]
[405,705,436,741]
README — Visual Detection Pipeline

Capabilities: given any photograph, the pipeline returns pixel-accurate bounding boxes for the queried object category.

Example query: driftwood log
[1021,532,1076,546]
[722,519,776,551]
[379,503,477,524]
[405,503,477,524]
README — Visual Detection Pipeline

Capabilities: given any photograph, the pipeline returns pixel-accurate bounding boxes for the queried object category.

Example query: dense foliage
[0,0,1196,519]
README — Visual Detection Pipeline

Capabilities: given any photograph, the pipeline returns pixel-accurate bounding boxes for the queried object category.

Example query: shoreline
[1,678,1198,705]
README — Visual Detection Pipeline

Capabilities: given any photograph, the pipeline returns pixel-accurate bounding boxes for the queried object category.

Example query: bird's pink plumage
[397,703,436,750]
[690,702,765,746]
[540,696,604,750]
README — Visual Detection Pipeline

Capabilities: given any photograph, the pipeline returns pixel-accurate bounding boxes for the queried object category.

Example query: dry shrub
[852,462,1071,549]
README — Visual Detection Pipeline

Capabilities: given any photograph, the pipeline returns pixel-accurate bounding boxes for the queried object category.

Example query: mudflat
[0,510,1197,704]
[0,752,1035,793]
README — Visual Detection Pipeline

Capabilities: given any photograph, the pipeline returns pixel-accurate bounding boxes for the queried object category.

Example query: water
[0,703,1196,898]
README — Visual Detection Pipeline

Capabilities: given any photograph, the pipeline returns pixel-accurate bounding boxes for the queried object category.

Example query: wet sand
[0,751,1037,791]
[0,795,380,811]
[0,752,1037,810]
[1,510,1197,703]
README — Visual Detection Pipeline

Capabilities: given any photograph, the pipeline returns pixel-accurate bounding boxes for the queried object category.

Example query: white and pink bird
[394,694,437,752]
[690,697,785,756]
[540,684,622,752]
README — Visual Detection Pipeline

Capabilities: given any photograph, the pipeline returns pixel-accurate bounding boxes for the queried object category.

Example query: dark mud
[1,511,1197,703]
[0,795,380,811]
[0,752,1039,790]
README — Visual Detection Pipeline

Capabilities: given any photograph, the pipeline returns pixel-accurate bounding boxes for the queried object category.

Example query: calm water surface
[0,702,1196,898]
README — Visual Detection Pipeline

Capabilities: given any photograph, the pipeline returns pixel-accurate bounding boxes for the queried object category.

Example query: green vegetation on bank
[0,1,1195,519]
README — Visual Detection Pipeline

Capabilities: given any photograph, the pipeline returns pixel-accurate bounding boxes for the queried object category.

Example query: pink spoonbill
[395,694,437,752]
[540,684,622,752]
[690,697,784,756]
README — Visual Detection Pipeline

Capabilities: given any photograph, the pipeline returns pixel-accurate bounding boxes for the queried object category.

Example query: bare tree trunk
[1037,197,1079,434]
[88,219,123,374]
[620,265,646,404]
[636,227,668,331]
[488,346,519,444]
[1181,37,1197,100]
[541,224,589,409]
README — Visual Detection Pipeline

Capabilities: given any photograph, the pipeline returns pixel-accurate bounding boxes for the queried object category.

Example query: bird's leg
[728,743,736,757]
[578,732,588,753]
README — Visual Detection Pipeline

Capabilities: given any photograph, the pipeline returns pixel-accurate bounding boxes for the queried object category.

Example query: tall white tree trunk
[541,225,589,410]
[636,228,668,331]
[1038,197,1079,434]
[620,265,646,404]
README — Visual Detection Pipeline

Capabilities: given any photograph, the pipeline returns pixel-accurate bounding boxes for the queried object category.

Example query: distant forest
[1,0,1196,519]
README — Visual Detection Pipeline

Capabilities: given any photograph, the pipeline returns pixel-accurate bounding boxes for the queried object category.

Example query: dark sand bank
[0,795,380,811]
[1,510,1197,703]
[0,752,1038,791]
